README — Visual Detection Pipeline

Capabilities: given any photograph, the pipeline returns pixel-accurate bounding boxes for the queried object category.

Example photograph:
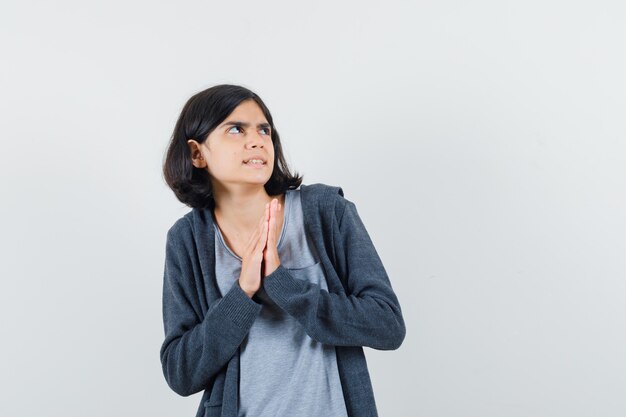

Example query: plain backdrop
[1,0,625,416]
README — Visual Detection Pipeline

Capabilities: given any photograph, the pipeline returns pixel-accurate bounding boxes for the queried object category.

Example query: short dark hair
[162,84,303,209]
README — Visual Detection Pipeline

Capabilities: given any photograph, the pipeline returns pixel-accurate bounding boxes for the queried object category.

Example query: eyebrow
[220,120,271,130]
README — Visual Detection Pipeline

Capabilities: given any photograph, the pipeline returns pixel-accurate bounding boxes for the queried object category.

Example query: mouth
[242,158,267,166]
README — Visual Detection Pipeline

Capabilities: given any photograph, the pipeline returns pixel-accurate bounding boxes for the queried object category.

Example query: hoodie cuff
[262,264,307,305]
[218,279,263,328]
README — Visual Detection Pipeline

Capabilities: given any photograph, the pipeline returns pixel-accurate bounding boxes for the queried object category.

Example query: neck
[211,183,282,235]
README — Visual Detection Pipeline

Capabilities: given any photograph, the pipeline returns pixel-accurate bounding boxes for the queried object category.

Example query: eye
[227,125,271,136]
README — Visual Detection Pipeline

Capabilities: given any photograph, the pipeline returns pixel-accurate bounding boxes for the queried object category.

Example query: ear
[187,139,207,168]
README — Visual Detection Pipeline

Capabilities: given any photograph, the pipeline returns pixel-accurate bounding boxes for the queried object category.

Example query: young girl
[160,84,405,417]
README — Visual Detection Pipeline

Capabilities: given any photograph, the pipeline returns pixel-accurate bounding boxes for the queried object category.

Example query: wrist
[238,280,256,298]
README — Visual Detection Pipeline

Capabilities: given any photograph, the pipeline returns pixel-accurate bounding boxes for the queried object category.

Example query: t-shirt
[212,189,349,417]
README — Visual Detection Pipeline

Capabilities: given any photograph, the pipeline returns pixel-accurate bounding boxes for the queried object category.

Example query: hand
[237,202,271,298]
[263,198,282,277]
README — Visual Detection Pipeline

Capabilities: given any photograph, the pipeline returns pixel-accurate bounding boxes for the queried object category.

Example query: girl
[160,84,405,417]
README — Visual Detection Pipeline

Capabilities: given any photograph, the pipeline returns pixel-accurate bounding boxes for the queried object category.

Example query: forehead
[225,99,267,122]
[217,99,270,130]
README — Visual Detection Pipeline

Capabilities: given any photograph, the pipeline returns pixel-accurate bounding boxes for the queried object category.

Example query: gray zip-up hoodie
[160,183,406,417]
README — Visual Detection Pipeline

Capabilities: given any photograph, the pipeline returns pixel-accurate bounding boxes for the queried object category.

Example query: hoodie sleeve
[262,195,406,350]
[159,219,262,397]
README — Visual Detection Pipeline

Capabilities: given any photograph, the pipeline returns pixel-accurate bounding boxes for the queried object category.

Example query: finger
[246,205,267,248]
[268,199,277,245]
[254,204,270,254]
[258,202,269,231]
[274,200,280,242]
[245,203,268,253]
[259,214,269,251]
[273,199,279,240]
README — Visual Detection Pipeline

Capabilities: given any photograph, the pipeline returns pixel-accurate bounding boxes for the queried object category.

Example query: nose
[245,131,265,149]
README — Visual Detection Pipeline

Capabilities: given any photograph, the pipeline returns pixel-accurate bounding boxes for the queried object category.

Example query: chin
[245,176,271,184]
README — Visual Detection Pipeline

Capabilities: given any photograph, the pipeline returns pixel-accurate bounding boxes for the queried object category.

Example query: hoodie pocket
[203,401,222,417]
[285,261,328,289]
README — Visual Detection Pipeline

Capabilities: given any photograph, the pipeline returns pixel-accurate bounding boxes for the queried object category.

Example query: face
[188,99,274,191]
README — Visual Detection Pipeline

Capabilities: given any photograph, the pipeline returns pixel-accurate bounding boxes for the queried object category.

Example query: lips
[243,155,267,164]
[243,160,267,168]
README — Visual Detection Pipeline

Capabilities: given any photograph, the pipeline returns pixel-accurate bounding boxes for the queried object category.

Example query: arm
[159,221,262,397]
[262,197,406,350]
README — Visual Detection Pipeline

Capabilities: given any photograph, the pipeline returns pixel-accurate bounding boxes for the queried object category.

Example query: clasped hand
[238,198,282,298]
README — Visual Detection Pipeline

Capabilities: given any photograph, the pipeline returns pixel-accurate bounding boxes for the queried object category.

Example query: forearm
[262,264,405,350]
[160,280,262,396]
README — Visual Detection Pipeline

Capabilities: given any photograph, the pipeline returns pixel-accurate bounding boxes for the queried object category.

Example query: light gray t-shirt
[212,188,348,417]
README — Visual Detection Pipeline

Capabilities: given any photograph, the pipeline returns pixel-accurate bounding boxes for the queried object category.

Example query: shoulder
[299,182,344,198]
[165,212,195,246]
[299,182,351,222]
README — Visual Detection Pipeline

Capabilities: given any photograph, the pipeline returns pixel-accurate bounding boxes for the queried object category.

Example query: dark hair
[162,84,303,209]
